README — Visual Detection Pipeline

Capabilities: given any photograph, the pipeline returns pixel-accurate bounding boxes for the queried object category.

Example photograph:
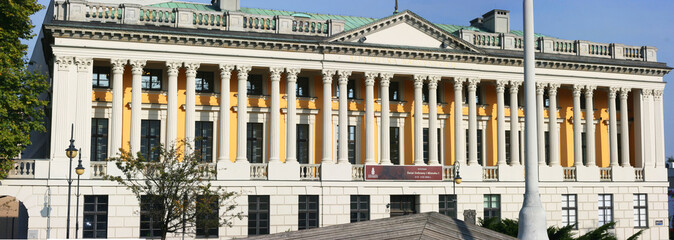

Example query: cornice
[44,24,671,77]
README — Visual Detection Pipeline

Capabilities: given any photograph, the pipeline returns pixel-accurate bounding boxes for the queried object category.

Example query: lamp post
[75,149,85,238]
[65,124,79,239]
[453,160,462,195]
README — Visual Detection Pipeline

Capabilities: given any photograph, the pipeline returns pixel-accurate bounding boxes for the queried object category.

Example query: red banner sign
[365,165,443,181]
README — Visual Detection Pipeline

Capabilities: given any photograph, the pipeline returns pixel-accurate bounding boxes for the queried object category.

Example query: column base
[459,165,483,182]
[612,166,635,182]
[268,161,300,181]
[217,160,250,180]
[320,163,352,181]
[644,166,667,182]
[499,165,524,182]
[576,165,599,182]
[539,165,563,182]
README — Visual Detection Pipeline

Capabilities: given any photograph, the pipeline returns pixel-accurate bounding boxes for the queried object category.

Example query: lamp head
[454,175,462,184]
[75,165,85,175]
[65,146,78,159]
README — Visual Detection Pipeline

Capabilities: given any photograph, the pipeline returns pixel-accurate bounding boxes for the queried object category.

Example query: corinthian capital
[269,67,283,81]
[55,56,74,71]
[364,72,377,86]
[111,59,127,73]
[285,68,301,83]
[184,62,200,76]
[338,70,352,84]
[75,57,93,72]
[166,61,182,75]
[322,69,336,83]
[427,75,440,89]
[129,60,146,74]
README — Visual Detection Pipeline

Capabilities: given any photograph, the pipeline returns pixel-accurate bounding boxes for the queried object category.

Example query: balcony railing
[299,164,320,180]
[11,160,36,178]
[634,168,644,181]
[250,163,268,180]
[599,167,612,182]
[442,166,455,180]
[352,164,365,181]
[563,167,577,181]
[482,166,498,181]
[91,161,107,179]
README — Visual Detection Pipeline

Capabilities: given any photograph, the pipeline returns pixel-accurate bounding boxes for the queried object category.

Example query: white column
[642,89,654,168]
[573,85,583,167]
[496,80,507,166]
[364,72,377,164]
[608,87,619,167]
[536,82,546,166]
[52,56,73,160]
[75,57,93,161]
[619,88,631,167]
[129,60,146,153]
[337,70,351,164]
[453,77,466,165]
[218,64,234,162]
[285,68,301,163]
[166,62,181,146]
[467,78,479,166]
[654,89,665,168]
[235,65,251,163]
[509,81,521,166]
[428,76,440,166]
[585,85,596,167]
[184,63,200,155]
[413,75,426,165]
[322,70,336,164]
[379,73,393,165]
[268,67,283,163]
[548,83,560,166]
[110,59,126,156]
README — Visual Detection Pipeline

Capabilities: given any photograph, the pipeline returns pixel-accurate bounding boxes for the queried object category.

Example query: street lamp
[453,160,462,195]
[75,149,85,239]
[65,124,78,239]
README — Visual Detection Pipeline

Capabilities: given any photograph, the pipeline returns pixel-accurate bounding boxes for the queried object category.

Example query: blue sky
[26,0,674,159]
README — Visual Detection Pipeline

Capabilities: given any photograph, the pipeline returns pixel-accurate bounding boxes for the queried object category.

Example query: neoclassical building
[1,0,670,239]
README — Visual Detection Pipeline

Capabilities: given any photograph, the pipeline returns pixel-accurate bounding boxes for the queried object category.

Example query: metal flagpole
[518,0,549,239]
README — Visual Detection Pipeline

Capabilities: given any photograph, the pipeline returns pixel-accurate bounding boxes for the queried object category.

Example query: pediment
[329,10,481,53]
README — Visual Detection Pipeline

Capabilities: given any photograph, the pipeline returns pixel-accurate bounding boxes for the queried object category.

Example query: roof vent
[291,13,311,18]
[480,9,510,33]
[212,0,240,11]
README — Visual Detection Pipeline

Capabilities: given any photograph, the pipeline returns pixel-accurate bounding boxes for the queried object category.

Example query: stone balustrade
[91,162,107,179]
[11,160,36,178]
[351,164,365,181]
[599,167,612,182]
[299,164,321,180]
[459,29,657,61]
[563,167,577,181]
[442,165,455,180]
[482,166,498,181]
[635,168,644,181]
[250,163,268,180]
[53,0,345,37]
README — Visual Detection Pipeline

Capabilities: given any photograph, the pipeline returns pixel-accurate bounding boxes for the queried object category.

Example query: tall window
[424,128,441,164]
[390,127,400,165]
[562,194,577,228]
[140,120,161,161]
[465,129,483,165]
[598,194,613,227]
[544,131,550,165]
[389,82,401,101]
[422,84,439,103]
[83,195,108,239]
[633,194,648,228]
[195,121,213,162]
[195,71,214,93]
[336,125,357,164]
[247,123,263,163]
[248,195,270,235]
[617,133,622,163]
[297,124,309,164]
[140,195,163,238]
[296,77,310,97]
[350,195,370,223]
[439,195,457,218]
[141,69,162,90]
[196,195,219,238]
[335,80,356,99]
[483,194,501,220]
[92,67,110,88]
[390,195,417,217]
[298,195,319,230]
[91,118,108,162]
[247,74,263,95]
[505,130,511,164]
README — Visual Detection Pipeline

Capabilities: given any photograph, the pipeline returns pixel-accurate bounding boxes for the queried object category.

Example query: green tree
[0,0,50,179]
[479,217,643,240]
[105,142,242,240]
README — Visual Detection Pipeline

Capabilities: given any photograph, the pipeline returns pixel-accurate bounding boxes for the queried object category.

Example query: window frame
[195,121,214,163]
[423,128,441,164]
[350,195,370,223]
[83,195,108,239]
[390,127,401,165]
[247,122,264,163]
[140,120,161,162]
[298,195,319,230]
[92,66,111,89]
[483,194,501,220]
[248,195,270,236]
[195,71,215,93]
[141,69,163,91]
[140,195,164,238]
[390,195,418,217]
[90,118,109,162]
[439,194,457,218]
[296,77,310,97]
[297,124,310,164]
[598,194,613,227]
[196,195,219,238]
[562,194,578,229]
[633,194,648,228]
[389,81,401,101]
[247,74,264,96]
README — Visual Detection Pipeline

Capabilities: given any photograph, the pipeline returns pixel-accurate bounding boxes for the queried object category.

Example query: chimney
[481,9,510,33]
[213,0,240,11]
[469,17,483,28]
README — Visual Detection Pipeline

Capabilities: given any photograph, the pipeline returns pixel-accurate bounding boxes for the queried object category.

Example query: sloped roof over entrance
[245,212,517,240]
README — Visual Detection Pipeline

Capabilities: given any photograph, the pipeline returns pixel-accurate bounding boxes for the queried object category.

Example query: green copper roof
[147,2,545,36]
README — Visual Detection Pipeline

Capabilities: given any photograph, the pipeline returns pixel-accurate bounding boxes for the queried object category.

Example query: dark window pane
[389,82,400,101]
[350,195,369,223]
[83,195,108,238]
[299,195,319,230]
[297,124,310,164]
[195,71,214,93]
[141,120,161,161]
[195,121,214,162]
[247,74,263,95]
[348,126,356,164]
[90,118,109,162]
[247,123,264,163]
[297,77,310,97]
[142,69,162,90]
[390,195,417,217]
[92,67,111,88]
[390,127,400,165]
